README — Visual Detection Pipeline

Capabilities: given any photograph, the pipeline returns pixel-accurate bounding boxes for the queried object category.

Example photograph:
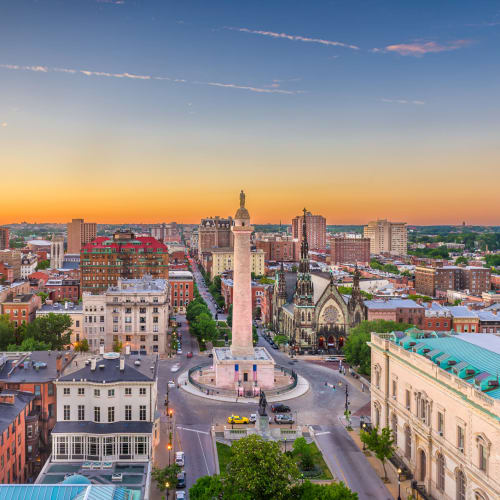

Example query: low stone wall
[223,426,303,441]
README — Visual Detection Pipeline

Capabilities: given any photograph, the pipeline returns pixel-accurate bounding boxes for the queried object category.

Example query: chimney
[91,358,97,371]
[120,358,125,372]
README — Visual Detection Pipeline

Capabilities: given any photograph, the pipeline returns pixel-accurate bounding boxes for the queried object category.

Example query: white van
[175,451,185,467]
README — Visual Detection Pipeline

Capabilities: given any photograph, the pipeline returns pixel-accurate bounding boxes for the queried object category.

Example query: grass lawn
[216,442,232,475]
[295,442,333,480]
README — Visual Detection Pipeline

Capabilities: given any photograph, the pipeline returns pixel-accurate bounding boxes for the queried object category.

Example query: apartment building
[364,299,424,329]
[1,293,41,326]
[82,276,169,354]
[36,302,84,344]
[67,218,97,254]
[364,219,407,256]
[370,331,500,500]
[198,216,233,259]
[208,248,265,280]
[80,230,169,294]
[255,235,297,262]
[52,353,158,463]
[169,270,194,313]
[0,227,9,250]
[292,211,326,252]
[330,237,370,265]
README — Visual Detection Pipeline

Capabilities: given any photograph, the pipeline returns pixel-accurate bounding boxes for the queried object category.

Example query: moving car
[168,380,176,388]
[175,451,185,466]
[227,415,250,424]
[324,356,340,362]
[175,491,186,500]
[170,363,180,373]
[186,352,193,358]
[274,414,294,424]
[176,471,186,489]
[271,404,290,413]
[177,349,183,354]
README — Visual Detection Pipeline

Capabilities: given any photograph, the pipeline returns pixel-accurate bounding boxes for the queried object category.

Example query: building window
[35,385,41,397]
[125,388,132,396]
[63,387,70,395]
[479,443,487,472]
[139,405,146,421]
[78,387,85,395]
[27,425,33,439]
[438,412,444,435]
[126,335,131,342]
[405,390,411,410]
[391,413,398,445]
[457,426,465,452]
[392,380,397,398]
[405,427,412,460]
[48,403,54,417]
[139,388,146,395]
[108,389,115,397]
[456,469,466,500]
[78,405,85,421]
[135,436,147,455]
[94,389,100,397]
[94,407,101,422]
[64,405,70,421]
[153,335,158,342]
[120,436,131,456]
[108,406,115,422]
[436,453,445,491]
[125,405,132,421]
[48,383,54,396]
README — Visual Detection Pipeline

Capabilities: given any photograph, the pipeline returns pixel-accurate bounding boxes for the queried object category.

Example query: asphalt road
[153,262,390,499]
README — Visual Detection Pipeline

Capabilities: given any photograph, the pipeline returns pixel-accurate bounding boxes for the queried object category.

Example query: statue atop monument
[258,391,268,416]
[240,189,245,208]
[235,189,250,221]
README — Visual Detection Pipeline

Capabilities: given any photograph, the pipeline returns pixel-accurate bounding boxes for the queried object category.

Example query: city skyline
[1,0,499,224]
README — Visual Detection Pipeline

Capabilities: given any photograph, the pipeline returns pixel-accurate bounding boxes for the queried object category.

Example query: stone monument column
[230,190,255,357]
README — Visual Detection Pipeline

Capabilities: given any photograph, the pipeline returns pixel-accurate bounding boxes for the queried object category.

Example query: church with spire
[272,209,366,353]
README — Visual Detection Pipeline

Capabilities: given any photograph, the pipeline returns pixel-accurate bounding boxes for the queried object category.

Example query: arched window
[437,453,445,491]
[405,427,412,460]
[391,413,398,446]
[374,404,380,428]
[456,469,466,500]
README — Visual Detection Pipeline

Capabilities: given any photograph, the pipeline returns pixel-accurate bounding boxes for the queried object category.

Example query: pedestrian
[333,385,336,391]
[325,381,327,386]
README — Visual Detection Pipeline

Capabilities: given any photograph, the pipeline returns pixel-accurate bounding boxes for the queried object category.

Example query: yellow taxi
[227,415,249,424]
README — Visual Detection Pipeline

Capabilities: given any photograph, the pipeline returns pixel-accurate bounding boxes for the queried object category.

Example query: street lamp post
[362,423,367,450]
[167,443,172,466]
[397,467,402,500]
[165,482,170,500]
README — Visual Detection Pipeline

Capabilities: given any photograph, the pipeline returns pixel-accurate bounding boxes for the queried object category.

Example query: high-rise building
[50,234,64,269]
[198,216,233,259]
[292,211,326,252]
[80,230,169,294]
[151,223,181,243]
[0,227,9,250]
[255,235,297,262]
[0,249,22,280]
[330,237,370,265]
[67,218,97,254]
[363,219,407,256]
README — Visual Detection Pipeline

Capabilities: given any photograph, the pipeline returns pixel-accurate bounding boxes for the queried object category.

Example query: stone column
[230,191,254,357]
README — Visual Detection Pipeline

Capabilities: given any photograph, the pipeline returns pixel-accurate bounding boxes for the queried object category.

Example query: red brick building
[255,236,297,262]
[292,211,326,252]
[0,351,76,476]
[330,237,370,265]
[0,227,9,250]
[45,278,80,302]
[365,298,425,328]
[423,303,453,331]
[0,293,41,327]
[0,391,36,484]
[169,270,194,313]
[80,230,169,294]
[0,262,14,283]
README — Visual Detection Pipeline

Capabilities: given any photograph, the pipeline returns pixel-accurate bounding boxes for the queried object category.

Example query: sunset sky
[1,0,499,225]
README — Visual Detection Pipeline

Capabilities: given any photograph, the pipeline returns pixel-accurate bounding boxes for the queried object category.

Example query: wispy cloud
[226,27,359,50]
[380,98,425,105]
[376,40,471,56]
[96,0,125,5]
[0,63,303,95]
[1,122,7,128]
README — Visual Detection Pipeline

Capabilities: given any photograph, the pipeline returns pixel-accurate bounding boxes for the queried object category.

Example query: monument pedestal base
[255,414,272,440]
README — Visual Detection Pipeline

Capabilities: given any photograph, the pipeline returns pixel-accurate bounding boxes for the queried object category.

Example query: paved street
[151,262,391,499]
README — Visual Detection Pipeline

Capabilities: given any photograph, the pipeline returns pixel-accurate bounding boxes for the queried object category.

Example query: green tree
[37,291,49,304]
[0,315,17,350]
[22,313,72,350]
[289,480,358,500]
[455,256,469,265]
[191,313,218,343]
[273,334,289,346]
[343,320,413,375]
[36,259,50,270]
[361,427,394,481]
[224,434,300,500]
[292,437,314,471]
[227,304,233,327]
[75,338,89,352]
[152,463,181,492]
[189,475,224,500]
[8,337,51,351]
[112,340,123,353]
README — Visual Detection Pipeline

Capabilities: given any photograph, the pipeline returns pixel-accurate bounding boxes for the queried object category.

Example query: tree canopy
[343,320,413,375]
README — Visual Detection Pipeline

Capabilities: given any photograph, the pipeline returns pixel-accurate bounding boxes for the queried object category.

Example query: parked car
[250,413,272,423]
[275,414,294,424]
[271,344,279,350]
[271,404,290,413]
[227,415,249,424]
[175,451,185,466]
[168,380,176,388]
[176,471,186,489]
[324,356,340,362]
[170,363,180,373]
[175,491,186,500]
[186,352,193,358]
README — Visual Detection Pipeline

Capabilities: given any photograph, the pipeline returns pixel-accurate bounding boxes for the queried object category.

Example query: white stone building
[82,276,169,355]
[52,353,158,462]
[369,331,500,500]
[20,253,37,278]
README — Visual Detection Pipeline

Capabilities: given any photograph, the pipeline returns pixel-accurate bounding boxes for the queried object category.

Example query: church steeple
[299,208,310,274]
[278,260,287,298]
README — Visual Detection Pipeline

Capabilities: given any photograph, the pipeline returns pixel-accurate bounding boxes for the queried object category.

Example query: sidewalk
[178,370,310,403]
[339,417,411,500]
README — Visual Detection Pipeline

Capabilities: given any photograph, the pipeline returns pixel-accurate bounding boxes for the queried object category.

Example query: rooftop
[0,390,35,434]
[0,484,141,500]
[168,270,193,279]
[37,303,83,314]
[448,306,480,318]
[364,298,423,310]
[82,236,167,253]
[52,421,153,434]
[107,276,167,294]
